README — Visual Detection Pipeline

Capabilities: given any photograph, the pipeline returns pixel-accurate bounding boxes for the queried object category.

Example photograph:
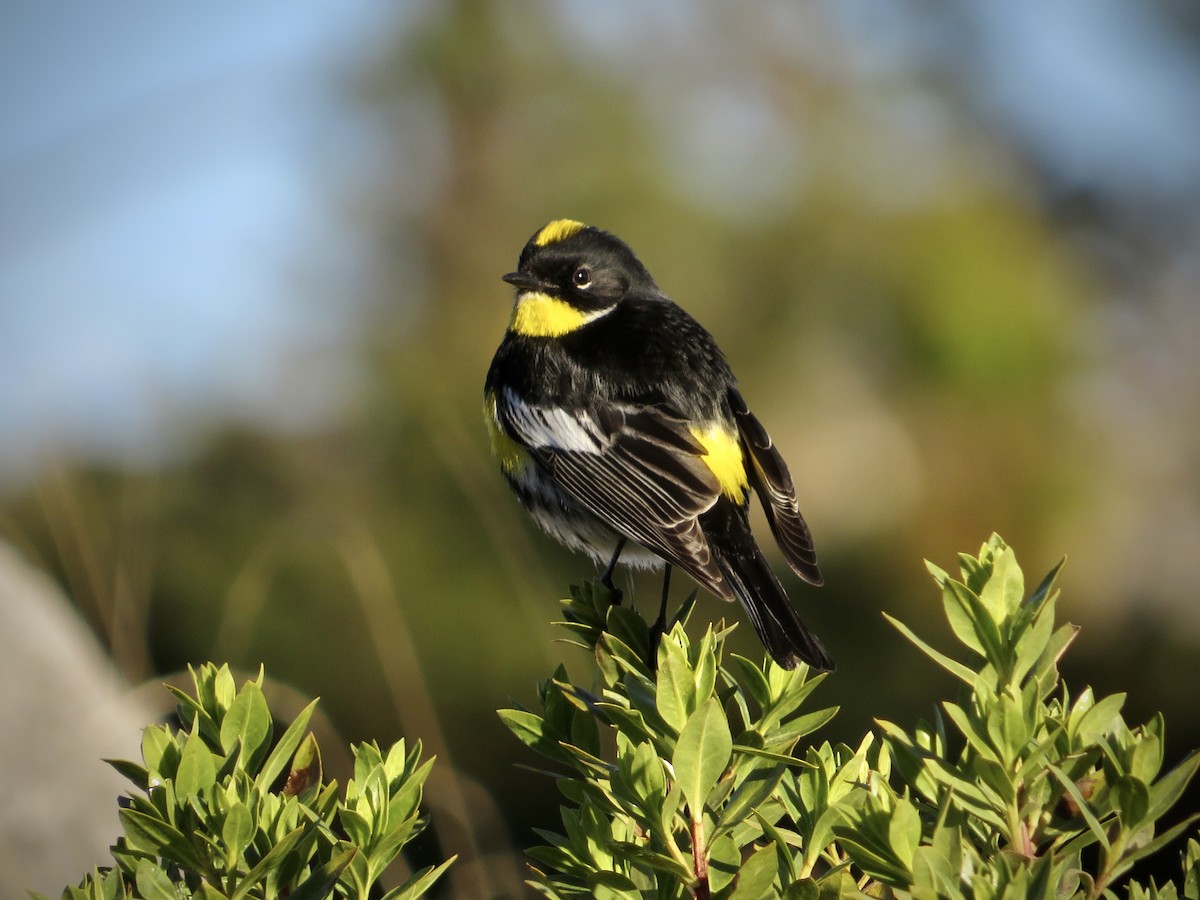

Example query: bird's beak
[501,271,545,291]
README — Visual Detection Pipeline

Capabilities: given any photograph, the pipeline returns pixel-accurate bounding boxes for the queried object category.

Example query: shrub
[500,535,1200,899]
[38,664,453,900]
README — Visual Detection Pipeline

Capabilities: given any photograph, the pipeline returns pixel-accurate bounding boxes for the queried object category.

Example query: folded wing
[496,388,731,596]
[728,386,823,586]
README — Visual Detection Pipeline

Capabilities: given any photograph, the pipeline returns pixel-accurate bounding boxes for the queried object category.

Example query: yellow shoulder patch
[510,291,598,337]
[484,391,529,475]
[534,218,586,247]
[690,423,749,502]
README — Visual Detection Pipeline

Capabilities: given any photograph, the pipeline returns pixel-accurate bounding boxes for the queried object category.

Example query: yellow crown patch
[534,219,586,247]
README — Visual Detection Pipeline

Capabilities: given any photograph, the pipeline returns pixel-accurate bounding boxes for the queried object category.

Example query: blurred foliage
[2,1,1199,896]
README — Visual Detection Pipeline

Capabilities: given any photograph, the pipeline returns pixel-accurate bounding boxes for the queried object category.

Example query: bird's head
[501,220,658,336]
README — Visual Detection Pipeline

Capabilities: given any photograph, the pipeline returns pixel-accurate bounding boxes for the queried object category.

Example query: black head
[501,219,659,313]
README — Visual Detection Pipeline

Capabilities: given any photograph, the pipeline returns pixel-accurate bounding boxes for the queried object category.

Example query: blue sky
[0,2,393,479]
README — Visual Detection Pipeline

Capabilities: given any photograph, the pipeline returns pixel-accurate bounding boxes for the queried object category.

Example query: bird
[483,219,833,672]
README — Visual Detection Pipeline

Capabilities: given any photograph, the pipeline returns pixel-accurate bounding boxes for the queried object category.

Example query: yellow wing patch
[690,423,749,502]
[484,391,529,475]
[510,292,598,337]
[534,218,586,247]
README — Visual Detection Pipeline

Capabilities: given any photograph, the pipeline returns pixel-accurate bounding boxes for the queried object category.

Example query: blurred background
[2,1,1199,896]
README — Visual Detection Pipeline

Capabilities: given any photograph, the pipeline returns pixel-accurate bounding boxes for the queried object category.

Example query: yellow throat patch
[690,424,750,502]
[534,218,586,246]
[510,292,602,338]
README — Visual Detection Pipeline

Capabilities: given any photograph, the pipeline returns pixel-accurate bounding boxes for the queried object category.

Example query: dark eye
[572,266,592,287]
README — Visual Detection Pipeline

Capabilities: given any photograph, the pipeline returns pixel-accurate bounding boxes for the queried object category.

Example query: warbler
[484,219,833,672]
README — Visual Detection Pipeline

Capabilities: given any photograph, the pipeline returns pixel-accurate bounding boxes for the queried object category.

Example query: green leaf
[944,579,1008,671]
[105,757,150,793]
[693,628,718,705]
[1073,691,1127,745]
[624,739,666,807]
[941,702,999,764]
[497,709,573,766]
[228,825,311,900]
[586,870,640,899]
[212,664,237,713]
[222,801,254,865]
[1012,591,1057,685]
[381,855,457,900]
[911,843,957,895]
[609,842,694,880]
[176,730,218,798]
[287,848,357,900]
[141,724,179,778]
[729,844,778,900]
[979,545,1024,624]
[256,698,318,791]
[656,631,695,733]
[673,698,733,820]
[120,808,210,873]
[727,654,771,708]
[783,879,820,900]
[1112,775,1151,828]
[762,706,839,752]
[1106,814,1200,888]
[219,680,272,768]
[1129,717,1165,783]
[134,860,180,900]
[709,831,741,895]
[1146,749,1200,822]
[282,732,323,803]
[717,761,785,834]
[986,687,1030,765]
[889,797,922,870]
[754,809,797,885]
[884,613,977,686]
[942,579,986,655]
[1049,763,1110,851]
[1025,555,1066,615]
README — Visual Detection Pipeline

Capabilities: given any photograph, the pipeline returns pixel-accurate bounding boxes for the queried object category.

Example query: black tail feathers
[717,545,835,672]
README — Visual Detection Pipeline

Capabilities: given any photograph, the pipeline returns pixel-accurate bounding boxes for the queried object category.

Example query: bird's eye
[572,266,592,287]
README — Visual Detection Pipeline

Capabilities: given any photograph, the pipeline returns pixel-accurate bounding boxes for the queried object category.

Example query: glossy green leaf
[729,844,778,900]
[119,808,210,873]
[255,698,318,791]
[708,830,741,894]
[220,680,272,768]
[382,855,458,900]
[656,630,694,733]
[222,800,254,865]
[884,613,977,686]
[979,544,1024,624]
[133,860,179,900]
[673,698,733,820]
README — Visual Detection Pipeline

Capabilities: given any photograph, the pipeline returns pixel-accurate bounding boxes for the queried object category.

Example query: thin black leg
[600,538,626,603]
[648,565,672,667]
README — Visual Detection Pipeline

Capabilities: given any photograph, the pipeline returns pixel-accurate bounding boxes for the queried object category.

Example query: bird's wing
[496,387,729,595]
[728,386,823,586]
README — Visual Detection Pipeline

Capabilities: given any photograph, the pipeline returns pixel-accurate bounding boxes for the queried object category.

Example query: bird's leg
[600,538,626,605]
[648,565,672,668]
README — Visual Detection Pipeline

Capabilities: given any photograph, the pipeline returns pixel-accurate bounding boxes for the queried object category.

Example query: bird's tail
[715,542,835,672]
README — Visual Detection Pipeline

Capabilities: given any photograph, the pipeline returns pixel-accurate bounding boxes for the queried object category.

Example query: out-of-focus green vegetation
[3,2,1199,896]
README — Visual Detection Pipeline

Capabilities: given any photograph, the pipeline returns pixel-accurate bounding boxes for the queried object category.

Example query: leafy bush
[501,535,1200,898]
[38,664,453,900]
[37,536,1200,899]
